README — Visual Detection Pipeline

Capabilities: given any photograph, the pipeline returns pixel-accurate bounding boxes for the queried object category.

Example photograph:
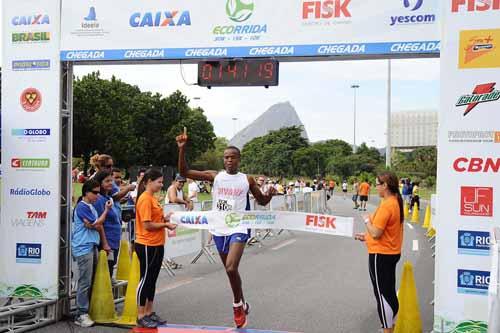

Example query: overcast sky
[1,10,440,148]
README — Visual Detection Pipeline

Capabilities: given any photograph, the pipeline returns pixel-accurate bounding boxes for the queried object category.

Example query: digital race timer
[197,59,279,87]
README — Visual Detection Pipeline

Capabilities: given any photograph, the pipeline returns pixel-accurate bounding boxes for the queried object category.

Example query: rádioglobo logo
[390,0,436,26]
[129,10,192,27]
[11,14,50,26]
[458,230,490,255]
[9,187,51,197]
[460,186,493,217]
[16,243,42,264]
[457,269,490,295]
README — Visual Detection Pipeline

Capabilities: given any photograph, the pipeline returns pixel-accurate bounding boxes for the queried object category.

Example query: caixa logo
[9,187,51,197]
[16,243,42,264]
[11,14,50,26]
[390,0,436,26]
[453,157,500,173]
[129,11,191,27]
[457,269,490,295]
[452,0,500,12]
[180,215,208,225]
[458,230,490,256]
[460,186,493,217]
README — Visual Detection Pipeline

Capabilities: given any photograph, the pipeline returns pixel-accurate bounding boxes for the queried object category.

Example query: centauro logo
[456,83,500,116]
[459,29,500,69]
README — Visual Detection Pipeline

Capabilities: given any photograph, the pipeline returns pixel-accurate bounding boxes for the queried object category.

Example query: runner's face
[223,149,240,174]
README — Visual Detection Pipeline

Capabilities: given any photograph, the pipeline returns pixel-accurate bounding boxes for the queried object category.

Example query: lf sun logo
[460,186,493,217]
[403,0,424,11]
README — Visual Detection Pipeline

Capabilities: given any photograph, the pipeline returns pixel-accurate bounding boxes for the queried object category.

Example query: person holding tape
[176,127,276,329]
[354,171,404,333]
[135,168,177,328]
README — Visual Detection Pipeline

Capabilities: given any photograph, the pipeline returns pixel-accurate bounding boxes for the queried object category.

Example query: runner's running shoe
[233,302,249,328]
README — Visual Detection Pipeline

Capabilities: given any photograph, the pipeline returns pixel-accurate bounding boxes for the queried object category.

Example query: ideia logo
[460,186,493,217]
[459,29,500,69]
[457,269,490,295]
[12,32,50,43]
[452,0,500,12]
[11,14,50,25]
[11,158,50,169]
[458,230,490,256]
[20,88,42,112]
[456,83,500,116]
[11,212,48,228]
[226,0,254,22]
[390,0,435,26]
[453,157,500,173]
[16,243,42,264]
[129,11,191,27]
[302,0,352,19]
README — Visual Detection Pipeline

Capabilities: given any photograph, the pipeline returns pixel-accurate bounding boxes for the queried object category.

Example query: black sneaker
[149,312,167,325]
[137,316,158,328]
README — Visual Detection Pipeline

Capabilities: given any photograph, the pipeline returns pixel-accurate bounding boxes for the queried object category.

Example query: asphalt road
[37,193,435,333]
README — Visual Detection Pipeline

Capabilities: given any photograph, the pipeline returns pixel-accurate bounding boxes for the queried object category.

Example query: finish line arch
[1,0,499,332]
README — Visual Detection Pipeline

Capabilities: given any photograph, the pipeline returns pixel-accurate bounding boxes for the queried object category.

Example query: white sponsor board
[1,0,61,299]
[165,228,203,259]
[60,0,440,61]
[171,210,354,238]
[434,1,500,331]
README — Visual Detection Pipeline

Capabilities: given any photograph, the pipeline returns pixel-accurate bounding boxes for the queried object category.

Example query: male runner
[176,129,275,328]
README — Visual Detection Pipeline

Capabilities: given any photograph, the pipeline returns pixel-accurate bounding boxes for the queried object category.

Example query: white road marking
[412,239,419,251]
[406,223,414,230]
[157,277,203,294]
[272,239,297,250]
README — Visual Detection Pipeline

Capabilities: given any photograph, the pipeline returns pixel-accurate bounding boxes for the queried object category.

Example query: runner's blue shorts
[213,232,250,254]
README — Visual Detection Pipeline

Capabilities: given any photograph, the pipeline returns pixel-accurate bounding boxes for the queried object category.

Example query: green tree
[192,137,229,171]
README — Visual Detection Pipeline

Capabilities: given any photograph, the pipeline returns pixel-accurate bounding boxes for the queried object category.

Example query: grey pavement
[36,192,434,333]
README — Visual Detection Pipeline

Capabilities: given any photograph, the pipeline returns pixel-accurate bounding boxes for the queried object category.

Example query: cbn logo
[225,212,242,228]
[226,0,254,22]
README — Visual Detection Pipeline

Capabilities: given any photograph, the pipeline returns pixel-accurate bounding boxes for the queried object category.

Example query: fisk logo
[302,0,352,19]
[453,157,500,173]
[456,83,500,116]
[16,243,42,264]
[457,269,490,295]
[306,215,336,228]
[130,11,191,27]
[458,230,490,256]
[460,186,493,217]
[403,0,424,11]
[452,0,500,12]
[11,14,50,26]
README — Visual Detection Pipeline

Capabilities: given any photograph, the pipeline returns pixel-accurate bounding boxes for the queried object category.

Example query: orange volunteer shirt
[135,191,166,246]
[359,182,371,196]
[365,196,403,255]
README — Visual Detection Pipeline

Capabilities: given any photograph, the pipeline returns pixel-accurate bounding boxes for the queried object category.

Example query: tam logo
[452,0,500,12]
[27,212,47,219]
[11,14,50,26]
[453,157,500,173]
[306,215,336,228]
[460,186,493,217]
[130,11,191,27]
[302,0,352,19]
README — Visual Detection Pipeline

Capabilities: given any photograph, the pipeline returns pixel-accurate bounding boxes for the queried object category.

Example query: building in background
[391,110,438,149]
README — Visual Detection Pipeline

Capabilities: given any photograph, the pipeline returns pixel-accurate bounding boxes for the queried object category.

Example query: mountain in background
[229,102,309,149]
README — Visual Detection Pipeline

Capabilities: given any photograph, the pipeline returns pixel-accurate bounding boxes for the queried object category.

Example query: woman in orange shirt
[355,171,404,333]
[135,169,177,328]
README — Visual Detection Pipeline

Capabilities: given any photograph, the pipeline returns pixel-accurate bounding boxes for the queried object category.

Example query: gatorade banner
[170,211,354,238]
[435,1,500,331]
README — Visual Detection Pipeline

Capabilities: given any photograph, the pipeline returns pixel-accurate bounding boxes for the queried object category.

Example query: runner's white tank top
[211,171,250,236]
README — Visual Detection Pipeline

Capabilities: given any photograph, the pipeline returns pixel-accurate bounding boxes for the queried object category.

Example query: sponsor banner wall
[60,0,440,61]
[435,1,500,331]
[1,0,61,299]
[170,210,354,238]
[165,228,203,259]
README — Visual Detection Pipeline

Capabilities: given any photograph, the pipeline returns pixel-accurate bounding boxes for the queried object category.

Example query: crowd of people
[71,140,405,332]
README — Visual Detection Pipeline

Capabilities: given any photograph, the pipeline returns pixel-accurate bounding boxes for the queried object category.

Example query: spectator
[355,171,404,333]
[402,180,411,206]
[130,168,146,205]
[188,178,200,203]
[135,168,177,328]
[72,179,112,328]
[410,182,420,212]
[316,180,325,191]
[92,171,122,281]
[352,179,360,209]
[342,180,348,199]
[327,179,336,200]
[165,175,192,211]
[303,182,313,193]
[358,179,371,211]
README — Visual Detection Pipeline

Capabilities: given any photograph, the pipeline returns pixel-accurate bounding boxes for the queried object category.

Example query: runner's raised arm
[176,128,217,182]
